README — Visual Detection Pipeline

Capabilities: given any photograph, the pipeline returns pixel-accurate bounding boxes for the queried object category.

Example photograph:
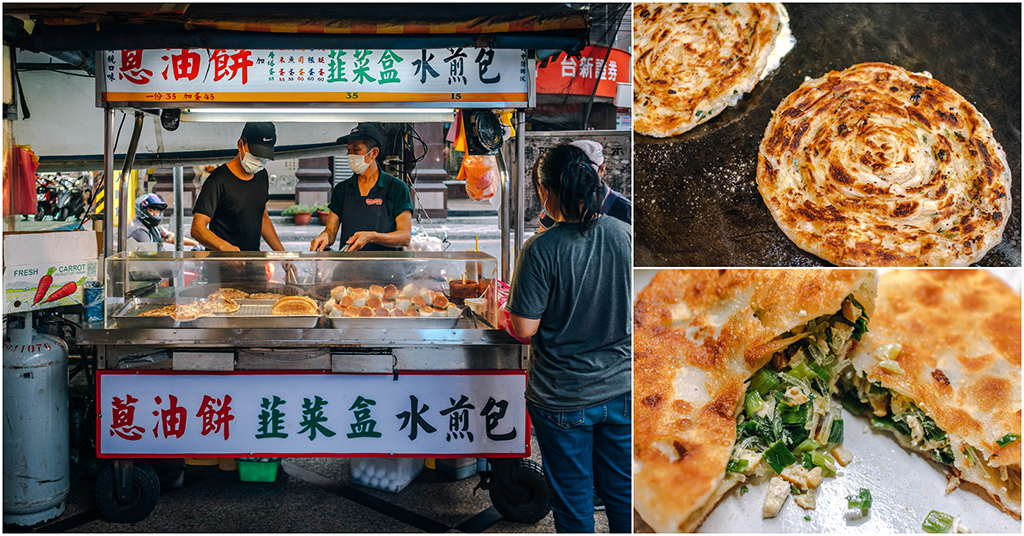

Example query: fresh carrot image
[43,277,87,303]
[33,267,57,305]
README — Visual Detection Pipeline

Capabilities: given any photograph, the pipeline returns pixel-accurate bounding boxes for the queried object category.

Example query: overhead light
[179,107,456,123]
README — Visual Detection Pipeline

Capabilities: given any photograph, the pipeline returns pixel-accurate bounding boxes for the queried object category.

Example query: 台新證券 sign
[99,48,530,106]
[97,371,528,458]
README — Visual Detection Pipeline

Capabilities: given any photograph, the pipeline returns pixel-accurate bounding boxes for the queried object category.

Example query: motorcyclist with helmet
[126,193,198,249]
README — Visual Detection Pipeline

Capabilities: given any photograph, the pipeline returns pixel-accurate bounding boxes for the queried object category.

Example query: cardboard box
[4,231,100,313]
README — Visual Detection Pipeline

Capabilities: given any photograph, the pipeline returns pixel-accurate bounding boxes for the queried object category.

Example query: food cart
[76,39,565,523]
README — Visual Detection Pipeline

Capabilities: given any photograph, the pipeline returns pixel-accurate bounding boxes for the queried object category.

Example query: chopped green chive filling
[996,433,1020,447]
[922,510,954,533]
[846,488,872,511]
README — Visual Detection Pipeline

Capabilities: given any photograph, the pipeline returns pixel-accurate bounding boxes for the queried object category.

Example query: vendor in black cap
[192,122,286,252]
[311,123,413,252]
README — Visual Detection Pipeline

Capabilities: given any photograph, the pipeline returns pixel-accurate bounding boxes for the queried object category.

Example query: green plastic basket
[237,459,280,482]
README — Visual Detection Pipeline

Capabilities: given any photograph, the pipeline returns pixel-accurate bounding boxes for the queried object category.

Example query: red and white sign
[536,46,630,99]
[97,370,528,458]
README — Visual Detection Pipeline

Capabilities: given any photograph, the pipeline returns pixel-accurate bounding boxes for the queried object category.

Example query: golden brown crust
[757,63,1011,266]
[270,296,319,316]
[210,288,249,300]
[633,269,878,532]
[849,269,1021,516]
[199,295,240,315]
[634,3,784,137]
[248,292,285,300]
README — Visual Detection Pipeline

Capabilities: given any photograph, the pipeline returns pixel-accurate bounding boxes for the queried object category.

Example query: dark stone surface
[635,3,1021,267]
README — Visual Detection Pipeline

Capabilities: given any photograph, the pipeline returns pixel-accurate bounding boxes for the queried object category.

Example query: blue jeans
[527,392,631,533]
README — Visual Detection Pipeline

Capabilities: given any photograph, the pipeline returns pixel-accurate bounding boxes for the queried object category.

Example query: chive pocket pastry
[633,269,877,532]
[842,269,1021,518]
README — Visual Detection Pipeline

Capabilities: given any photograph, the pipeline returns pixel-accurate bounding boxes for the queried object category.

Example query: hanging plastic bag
[485,279,530,344]
[3,144,39,216]
[458,154,498,201]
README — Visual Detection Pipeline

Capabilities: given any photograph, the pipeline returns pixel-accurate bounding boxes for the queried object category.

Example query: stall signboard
[535,45,630,99]
[99,48,530,107]
[97,370,529,458]
[3,231,99,314]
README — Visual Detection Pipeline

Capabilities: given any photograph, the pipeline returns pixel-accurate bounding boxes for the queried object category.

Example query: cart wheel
[489,459,550,524]
[95,461,161,523]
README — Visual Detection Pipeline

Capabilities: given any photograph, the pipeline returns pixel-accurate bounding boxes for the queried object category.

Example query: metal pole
[102,109,114,258]
[500,133,512,282]
[173,166,184,252]
[514,109,526,261]
[117,111,145,253]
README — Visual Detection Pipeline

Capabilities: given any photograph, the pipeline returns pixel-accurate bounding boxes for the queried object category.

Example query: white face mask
[347,151,373,175]
[241,148,268,174]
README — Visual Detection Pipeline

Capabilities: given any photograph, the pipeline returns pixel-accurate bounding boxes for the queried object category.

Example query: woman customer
[507,144,632,533]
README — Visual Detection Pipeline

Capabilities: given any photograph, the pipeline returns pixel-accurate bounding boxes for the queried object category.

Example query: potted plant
[315,203,331,225]
[282,204,312,225]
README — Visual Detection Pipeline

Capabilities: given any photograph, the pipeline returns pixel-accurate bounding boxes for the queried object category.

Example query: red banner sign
[535,45,630,99]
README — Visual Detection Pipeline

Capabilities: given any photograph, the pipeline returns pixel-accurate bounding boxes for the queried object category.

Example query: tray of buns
[322,282,468,328]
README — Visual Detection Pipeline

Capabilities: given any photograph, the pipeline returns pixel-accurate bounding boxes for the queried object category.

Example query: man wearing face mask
[191,122,286,252]
[311,123,412,252]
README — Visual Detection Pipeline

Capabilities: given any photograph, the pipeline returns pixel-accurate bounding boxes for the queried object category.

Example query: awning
[5,4,590,54]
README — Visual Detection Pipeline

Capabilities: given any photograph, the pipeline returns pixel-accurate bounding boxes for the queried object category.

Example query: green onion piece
[790,484,803,495]
[846,488,872,510]
[804,451,837,476]
[804,516,811,521]
[792,438,821,457]
[726,459,748,473]
[828,419,844,445]
[997,433,1021,447]
[781,403,808,425]
[789,362,814,382]
[764,440,797,474]
[801,451,815,470]
[871,415,894,428]
[922,510,954,533]
[852,316,869,341]
[745,389,764,418]
[805,357,831,381]
[740,485,749,495]
[936,446,955,465]
[868,381,888,395]
[750,368,781,396]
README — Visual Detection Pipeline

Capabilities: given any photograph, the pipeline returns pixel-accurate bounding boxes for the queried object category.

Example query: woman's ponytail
[534,144,604,235]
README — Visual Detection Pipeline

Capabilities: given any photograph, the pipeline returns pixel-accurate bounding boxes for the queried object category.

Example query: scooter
[54,177,86,221]
[35,178,58,220]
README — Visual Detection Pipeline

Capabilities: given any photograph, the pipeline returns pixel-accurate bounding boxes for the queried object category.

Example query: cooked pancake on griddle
[210,288,249,300]
[199,295,240,315]
[843,270,1021,518]
[270,296,319,316]
[634,269,878,532]
[757,62,1011,266]
[634,3,793,137]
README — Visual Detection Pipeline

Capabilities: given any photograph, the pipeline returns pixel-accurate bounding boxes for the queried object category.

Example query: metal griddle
[634,3,1021,267]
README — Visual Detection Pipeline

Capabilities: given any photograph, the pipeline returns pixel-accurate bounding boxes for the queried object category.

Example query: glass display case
[102,250,500,330]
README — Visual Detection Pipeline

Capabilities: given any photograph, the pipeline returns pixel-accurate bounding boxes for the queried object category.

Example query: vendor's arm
[261,208,286,251]
[347,210,412,251]
[311,211,342,251]
[510,314,541,338]
[191,213,239,251]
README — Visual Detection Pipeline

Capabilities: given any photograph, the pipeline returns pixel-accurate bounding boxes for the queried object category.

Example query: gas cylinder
[3,313,70,526]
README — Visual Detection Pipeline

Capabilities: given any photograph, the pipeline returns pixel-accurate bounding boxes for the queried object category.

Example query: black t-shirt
[193,164,269,251]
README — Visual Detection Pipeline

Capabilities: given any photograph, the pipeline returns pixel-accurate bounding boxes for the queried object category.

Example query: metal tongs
[461,304,496,329]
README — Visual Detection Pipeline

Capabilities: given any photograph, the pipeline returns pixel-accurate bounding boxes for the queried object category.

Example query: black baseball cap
[241,122,276,160]
[336,123,384,149]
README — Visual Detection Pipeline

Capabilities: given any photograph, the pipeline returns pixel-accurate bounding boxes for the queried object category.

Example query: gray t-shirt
[507,216,632,411]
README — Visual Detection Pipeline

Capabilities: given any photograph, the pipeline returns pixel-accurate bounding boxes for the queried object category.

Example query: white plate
[632,268,1022,533]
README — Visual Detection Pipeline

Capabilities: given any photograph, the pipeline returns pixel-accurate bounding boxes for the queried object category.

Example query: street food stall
[72,34,578,523]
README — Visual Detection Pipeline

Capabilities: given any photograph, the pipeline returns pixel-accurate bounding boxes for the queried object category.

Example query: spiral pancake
[634,3,791,138]
[757,62,1011,266]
